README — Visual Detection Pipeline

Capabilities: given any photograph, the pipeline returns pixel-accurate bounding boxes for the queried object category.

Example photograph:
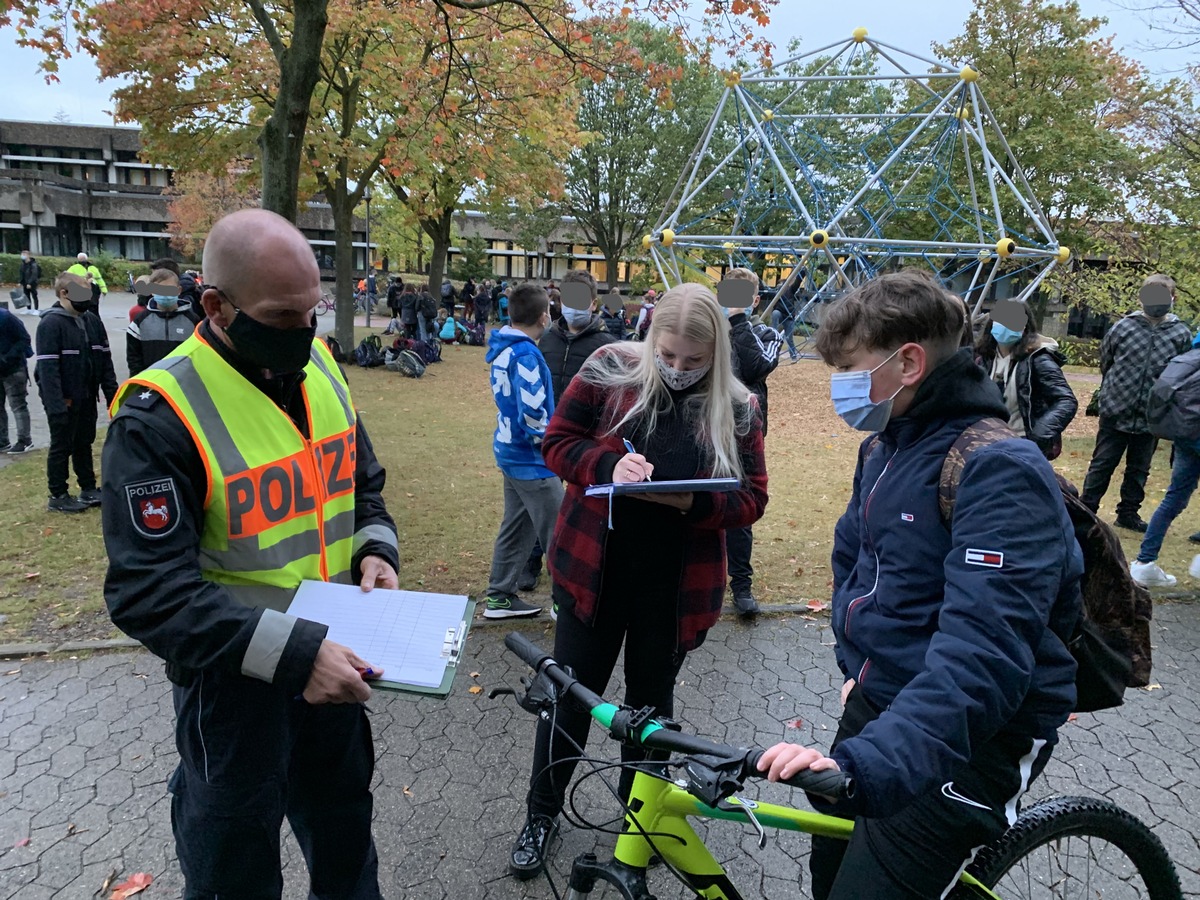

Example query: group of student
[469,266,1104,898]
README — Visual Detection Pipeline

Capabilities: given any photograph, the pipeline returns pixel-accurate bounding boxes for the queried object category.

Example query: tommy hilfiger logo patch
[900,513,914,522]
[965,548,1004,568]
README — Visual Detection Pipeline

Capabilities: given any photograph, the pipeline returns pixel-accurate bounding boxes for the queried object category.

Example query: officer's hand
[360,555,398,592]
[302,640,379,704]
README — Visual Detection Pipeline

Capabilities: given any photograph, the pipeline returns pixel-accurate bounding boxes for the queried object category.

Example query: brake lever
[718,797,768,850]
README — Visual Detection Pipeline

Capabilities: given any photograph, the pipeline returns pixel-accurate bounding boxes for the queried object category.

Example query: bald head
[200,208,321,332]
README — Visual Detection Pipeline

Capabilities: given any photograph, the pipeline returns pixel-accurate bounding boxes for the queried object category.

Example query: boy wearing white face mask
[758,271,1083,900]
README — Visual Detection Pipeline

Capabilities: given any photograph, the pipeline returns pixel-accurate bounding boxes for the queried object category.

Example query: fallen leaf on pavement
[13,837,29,848]
[111,871,152,899]
[785,718,804,729]
[3,669,19,676]
[1143,683,1162,691]
[1067,714,1078,723]
[469,672,481,678]
[468,685,483,694]
[806,600,829,612]
[403,786,414,797]
[97,868,118,896]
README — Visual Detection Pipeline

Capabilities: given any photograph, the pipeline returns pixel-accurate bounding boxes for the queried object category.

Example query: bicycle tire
[961,795,1182,900]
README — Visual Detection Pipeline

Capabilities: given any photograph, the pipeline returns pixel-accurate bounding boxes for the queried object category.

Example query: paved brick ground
[1,604,1197,899]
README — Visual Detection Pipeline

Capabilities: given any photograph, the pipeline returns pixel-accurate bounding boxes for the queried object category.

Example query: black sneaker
[79,488,102,508]
[48,494,88,514]
[1115,516,1149,533]
[483,595,543,619]
[509,814,559,880]
[732,592,760,620]
[1190,532,1200,545]
[7,440,32,454]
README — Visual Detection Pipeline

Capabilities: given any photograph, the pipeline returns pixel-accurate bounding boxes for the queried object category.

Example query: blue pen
[622,439,651,482]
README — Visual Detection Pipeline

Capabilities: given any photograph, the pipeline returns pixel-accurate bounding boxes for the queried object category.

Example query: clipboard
[286,581,475,697]
[585,478,740,529]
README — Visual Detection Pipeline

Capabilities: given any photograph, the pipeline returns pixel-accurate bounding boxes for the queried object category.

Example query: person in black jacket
[35,273,119,512]
[101,209,398,900]
[0,306,33,453]
[722,268,784,618]
[127,269,203,375]
[974,300,1078,461]
[18,250,40,311]
[538,269,617,402]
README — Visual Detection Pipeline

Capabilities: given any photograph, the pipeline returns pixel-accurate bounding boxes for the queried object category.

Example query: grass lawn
[1,334,1196,644]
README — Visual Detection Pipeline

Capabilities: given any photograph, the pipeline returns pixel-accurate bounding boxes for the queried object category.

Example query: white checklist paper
[287,581,469,689]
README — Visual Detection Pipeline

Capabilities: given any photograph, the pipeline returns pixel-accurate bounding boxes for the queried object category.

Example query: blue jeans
[772,309,798,359]
[1137,443,1200,562]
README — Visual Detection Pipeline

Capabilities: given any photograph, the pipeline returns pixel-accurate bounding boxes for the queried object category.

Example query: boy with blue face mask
[758,271,1084,900]
[127,269,202,376]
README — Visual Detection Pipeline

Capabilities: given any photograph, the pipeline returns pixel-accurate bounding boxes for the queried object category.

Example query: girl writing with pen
[507,282,770,878]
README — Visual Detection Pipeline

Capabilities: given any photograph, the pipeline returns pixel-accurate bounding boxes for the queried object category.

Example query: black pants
[169,668,381,900]
[1080,418,1159,519]
[727,525,753,594]
[809,688,1054,900]
[23,284,38,310]
[528,581,689,818]
[46,403,98,497]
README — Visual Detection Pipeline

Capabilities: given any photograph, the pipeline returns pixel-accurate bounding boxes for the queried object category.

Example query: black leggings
[527,586,689,819]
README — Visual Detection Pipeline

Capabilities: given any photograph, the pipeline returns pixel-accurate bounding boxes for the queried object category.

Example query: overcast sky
[0,0,1188,127]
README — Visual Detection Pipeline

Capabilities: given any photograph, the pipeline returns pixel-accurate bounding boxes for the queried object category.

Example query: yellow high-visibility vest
[113,332,357,613]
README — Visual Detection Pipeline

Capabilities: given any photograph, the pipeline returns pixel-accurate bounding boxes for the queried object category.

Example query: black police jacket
[101,321,400,695]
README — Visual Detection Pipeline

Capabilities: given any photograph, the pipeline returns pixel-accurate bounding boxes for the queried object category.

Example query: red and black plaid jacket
[544,361,769,651]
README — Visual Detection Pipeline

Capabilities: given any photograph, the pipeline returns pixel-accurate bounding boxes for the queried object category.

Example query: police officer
[101,209,399,899]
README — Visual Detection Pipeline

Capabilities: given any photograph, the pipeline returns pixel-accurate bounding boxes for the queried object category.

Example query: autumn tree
[4,0,777,222]
[934,0,1164,247]
[559,20,723,285]
[166,169,260,259]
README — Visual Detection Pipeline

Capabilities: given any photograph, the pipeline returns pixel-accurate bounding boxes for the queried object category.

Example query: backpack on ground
[939,418,1152,713]
[1146,348,1200,441]
[354,334,385,368]
[465,322,486,346]
[409,338,441,365]
[392,348,426,378]
[325,335,346,364]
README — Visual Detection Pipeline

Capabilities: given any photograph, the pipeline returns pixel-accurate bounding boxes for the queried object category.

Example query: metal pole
[364,189,372,329]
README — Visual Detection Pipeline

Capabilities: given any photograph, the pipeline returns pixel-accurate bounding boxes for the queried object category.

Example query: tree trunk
[331,190,356,353]
[257,0,329,220]
[423,210,454,296]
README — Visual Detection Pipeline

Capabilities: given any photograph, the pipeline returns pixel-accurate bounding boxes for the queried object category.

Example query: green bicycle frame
[586,703,1002,900]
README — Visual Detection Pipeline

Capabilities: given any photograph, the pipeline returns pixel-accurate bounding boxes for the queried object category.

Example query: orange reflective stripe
[119,376,215,509]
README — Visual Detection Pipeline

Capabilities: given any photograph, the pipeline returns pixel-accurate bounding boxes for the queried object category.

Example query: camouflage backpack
[940,418,1153,712]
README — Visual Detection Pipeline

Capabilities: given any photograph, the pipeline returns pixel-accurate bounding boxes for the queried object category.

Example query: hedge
[0,253,162,291]
[1058,337,1101,368]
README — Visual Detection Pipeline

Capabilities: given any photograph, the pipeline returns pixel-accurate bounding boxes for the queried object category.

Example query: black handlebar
[503,631,853,802]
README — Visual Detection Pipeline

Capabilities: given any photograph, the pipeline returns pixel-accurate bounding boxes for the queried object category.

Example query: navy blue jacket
[829,350,1083,818]
[0,307,32,378]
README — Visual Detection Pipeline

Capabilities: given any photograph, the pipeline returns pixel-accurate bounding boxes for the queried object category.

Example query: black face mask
[221,294,316,374]
[1143,304,1172,319]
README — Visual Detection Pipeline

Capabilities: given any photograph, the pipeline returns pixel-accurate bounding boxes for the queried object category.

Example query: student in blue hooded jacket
[758,271,1084,900]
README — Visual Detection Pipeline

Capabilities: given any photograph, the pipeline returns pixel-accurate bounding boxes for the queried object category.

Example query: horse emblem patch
[125,478,180,539]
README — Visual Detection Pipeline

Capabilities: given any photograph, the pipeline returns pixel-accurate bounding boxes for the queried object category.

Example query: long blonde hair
[578,282,754,479]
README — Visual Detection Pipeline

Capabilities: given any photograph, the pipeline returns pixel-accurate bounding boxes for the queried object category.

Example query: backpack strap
[938,417,1019,523]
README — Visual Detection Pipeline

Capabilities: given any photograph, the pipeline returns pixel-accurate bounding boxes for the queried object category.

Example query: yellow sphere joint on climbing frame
[763,109,775,122]
[956,105,972,121]
[852,27,868,43]
[641,234,653,250]
[724,71,742,88]
[996,238,1017,258]
[960,65,979,83]
[978,249,992,260]
[1057,246,1071,263]
[723,242,737,253]
[810,230,829,248]
[660,229,676,248]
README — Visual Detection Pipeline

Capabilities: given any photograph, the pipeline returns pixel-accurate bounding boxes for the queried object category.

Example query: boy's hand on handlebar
[758,742,840,783]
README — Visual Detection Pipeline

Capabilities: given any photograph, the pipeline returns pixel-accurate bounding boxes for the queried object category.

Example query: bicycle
[500,632,1183,900]
[316,291,335,316]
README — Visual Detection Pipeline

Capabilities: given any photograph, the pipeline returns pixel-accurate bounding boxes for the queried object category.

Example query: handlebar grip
[504,632,553,671]
[745,750,854,802]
